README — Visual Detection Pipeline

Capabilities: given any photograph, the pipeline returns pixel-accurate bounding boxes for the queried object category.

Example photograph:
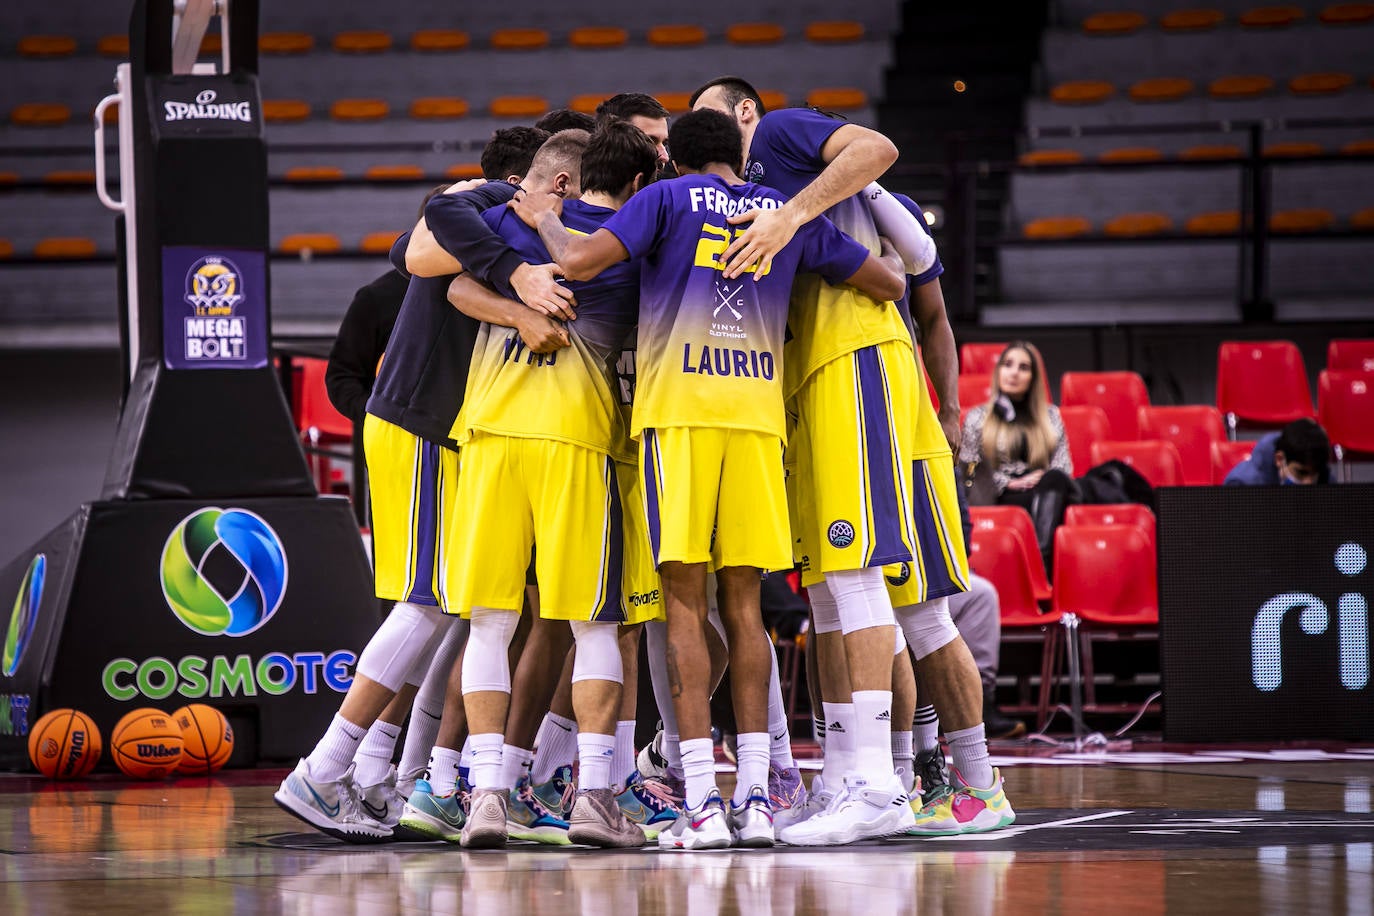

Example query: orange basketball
[110,708,184,779]
[172,704,234,775]
[27,708,102,779]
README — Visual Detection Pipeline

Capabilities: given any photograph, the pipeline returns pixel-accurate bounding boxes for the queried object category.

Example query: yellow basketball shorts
[883,457,971,606]
[445,433,631,623]
[364,414,461,611]
[640,426,792,572]
[615,459,666,624]
[790,341,918,587]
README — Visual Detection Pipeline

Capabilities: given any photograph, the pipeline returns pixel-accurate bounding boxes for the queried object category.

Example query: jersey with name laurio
[601,173,868,441]
[451,198,639,458]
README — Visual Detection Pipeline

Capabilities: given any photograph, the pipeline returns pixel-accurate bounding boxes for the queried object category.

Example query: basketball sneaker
[657,788,733,850]
[636,730,671,781]
[461,788,509,849]
[507,776,573,845]
[357,765,405,829]
[529,765,576,820]
[568,787,648,847]
[777,774,915,846]
[728,784,775,848]
[615,770,680,841]
[907,767,1015,836]
[397,778,468,843]
[767,763,806,812]
[274,759,392,843]
[771,772,834,836]
[915,745,950,807]
[396,764,427,800]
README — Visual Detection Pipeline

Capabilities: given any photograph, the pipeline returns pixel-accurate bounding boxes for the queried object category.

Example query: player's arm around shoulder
[447,274,569,354]
[404,178,486,277]
[841,236,907,303]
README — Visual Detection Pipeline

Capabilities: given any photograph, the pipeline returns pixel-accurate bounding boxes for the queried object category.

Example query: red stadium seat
[959,374,992,410]
[1216,340,1314,433]
[1064,503,1156,546]
[1211,440,1255,483]
[970,506,1051,601]
[960,342,1008,376]
[296,357,353,494]
[1059,371,1150,439]
[1137,405,1227,485]
[970,525,1062,728]
[1327,339,1374,373]
[1058,405,1112,474]
[1319,370,1374,476]
[1089,440,1185,487]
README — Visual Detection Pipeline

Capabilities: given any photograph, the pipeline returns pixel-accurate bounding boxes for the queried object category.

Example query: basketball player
[691,76,1014,842]
[521,108,907,849]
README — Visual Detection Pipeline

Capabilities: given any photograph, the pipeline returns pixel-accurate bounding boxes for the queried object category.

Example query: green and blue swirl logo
[160,508,288,637]
[3,554,45,676]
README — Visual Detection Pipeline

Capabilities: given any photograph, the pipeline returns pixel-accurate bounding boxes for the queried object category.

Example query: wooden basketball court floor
[3,744,1372,915]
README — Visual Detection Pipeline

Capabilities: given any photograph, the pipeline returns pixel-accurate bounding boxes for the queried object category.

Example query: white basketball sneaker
[274,760,392,843]
[777,773,915,846]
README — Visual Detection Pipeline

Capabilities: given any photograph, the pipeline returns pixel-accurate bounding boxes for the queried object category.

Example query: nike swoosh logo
[361,798,388,820]
[772,733,787,741]
[690,809,720,830]
[305,782,340,817]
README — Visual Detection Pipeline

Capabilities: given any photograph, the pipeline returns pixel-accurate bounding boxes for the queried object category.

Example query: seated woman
[958,341,1074,572]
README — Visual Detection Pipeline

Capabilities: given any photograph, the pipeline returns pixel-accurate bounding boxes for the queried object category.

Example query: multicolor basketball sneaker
[507,776,572,845]
[657,788,733,850]
[615,770,680,841]
[397,777,469,843]
[907,767,1015,836]
[529,765,576,820]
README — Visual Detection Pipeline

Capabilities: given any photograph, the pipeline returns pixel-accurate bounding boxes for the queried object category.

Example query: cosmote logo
[3,554,45,677]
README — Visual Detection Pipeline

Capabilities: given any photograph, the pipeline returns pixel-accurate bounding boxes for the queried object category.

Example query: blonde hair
[981,341,1057,470]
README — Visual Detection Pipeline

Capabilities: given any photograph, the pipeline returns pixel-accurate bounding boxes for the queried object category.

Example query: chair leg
[1036,625,1062,731]
[1080,628,1096,710]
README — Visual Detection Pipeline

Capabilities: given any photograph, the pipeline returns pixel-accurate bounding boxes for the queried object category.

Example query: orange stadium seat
[42,170,95,186]
[360,231,403,254]
[1019,149,1085,166]
[262,99,311,122]
[489,96,549,118]
[1023,216,1092,239]
[1160,8,1225,30]
[1263,141,1324,158]
[279,233,342,255]
[1319,370,1374,463]
[34,237,98,259]
[971,506,1052,601]
[1328,339,1374,372]
[960,342,1008,376]
[98,35,130,57]
[18,35,77,57]
[1065,504,1156,545]
[1098,147,1166,164]
[1209,75,1276,98]
[806,21,865,43]
[651,92,690,113]
[330,99,389,121]
[410,97,469,120]
[727,23,785,45]
[1269,207,1335,231]
[260,32,314,54]
[411,30,470,51]
[1210,440,1254,483]
[1342,139,1374,155]
[0,239,13,259]
[1216,340,1314,431]
[569,94,611,114]
[1082,11,1149,34]
[1128,77,1195,102]
[647,25,707,47]
[1319,2,1374,24]
[283,166,345,182]
[1059,405,1112,472]
[806,88,868,110]
[200,33,222,54]
[10,103,70,127]
[759,90,788,111]
[0,172,17,186]
[491,28,550,50]
[1186,210,1241,234]
[569,27,627,49]
[1179,144,1243,160]
[1137,405,1227,485]
[445,163,486,179]
[1060,371,1150,439]
[1090,440,1185,487]
[1104,212,1174,237]
[333,31,392,53]
[1050,80,1115,104]
[1238,5,1305,27]
[1289,72,1355,94]
[364,164,425,181]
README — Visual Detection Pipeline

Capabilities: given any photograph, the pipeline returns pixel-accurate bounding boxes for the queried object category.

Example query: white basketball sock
[427,744,463,793]
[578,732,616,791]
[946,723,993,789]
[306,713,368,783]
[852,690,896,784]
[501,743,533,790]
[680,737,718,810]
[732,733,770,806]
[530,712,578,783]
[352,719,402,787]
[468,733,504,791]
[612,720,636,791]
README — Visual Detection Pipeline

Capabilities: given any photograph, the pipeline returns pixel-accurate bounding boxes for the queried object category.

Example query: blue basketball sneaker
[529,765,576,820]
[397,777,469,843]
[614,769,681,841]
[508,776,572,845]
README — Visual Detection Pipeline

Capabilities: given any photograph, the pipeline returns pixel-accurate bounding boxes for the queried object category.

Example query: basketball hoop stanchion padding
[0,0,381,770]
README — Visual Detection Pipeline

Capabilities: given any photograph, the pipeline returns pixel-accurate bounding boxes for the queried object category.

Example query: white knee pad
[355,601,445,692]
[569,620,624,684]
[826,567,897,635]
[402,613,460,687]
[460,608,519,695]
[808,579,842,634]
[409,615,467,703]
[897,597,959,660]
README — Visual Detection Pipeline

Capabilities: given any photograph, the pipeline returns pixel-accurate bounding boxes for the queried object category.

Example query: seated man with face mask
[1224,418,1332,486]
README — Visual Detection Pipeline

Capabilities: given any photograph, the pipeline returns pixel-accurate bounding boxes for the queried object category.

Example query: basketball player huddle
[274,76,1016,851]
